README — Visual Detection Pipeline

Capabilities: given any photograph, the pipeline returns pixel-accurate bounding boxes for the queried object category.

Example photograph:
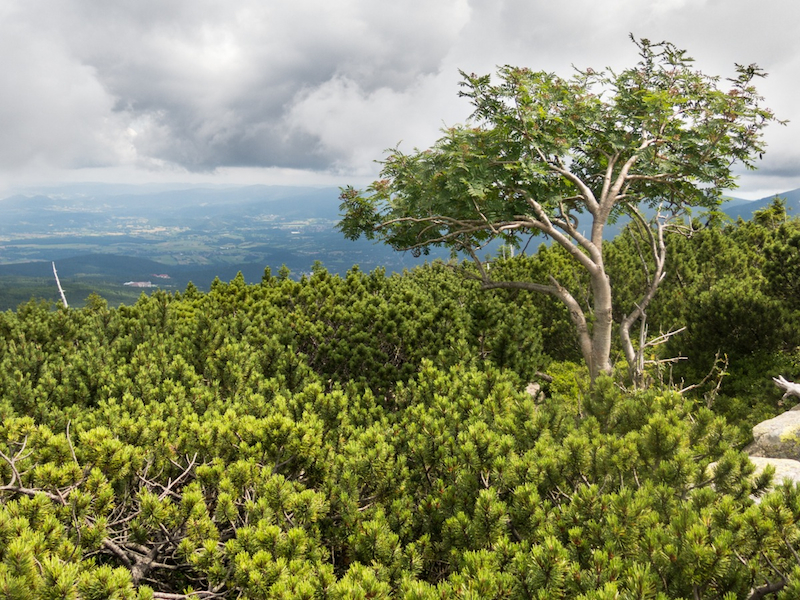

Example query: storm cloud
[0,0,798,195]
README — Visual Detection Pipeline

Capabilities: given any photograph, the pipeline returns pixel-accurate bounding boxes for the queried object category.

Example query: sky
[0,0,798,199]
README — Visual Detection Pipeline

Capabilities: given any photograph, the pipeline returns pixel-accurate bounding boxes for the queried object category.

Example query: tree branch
[481,276,594,371]
[746,579,786,600]
[545,154,601,215]
[516,189,601,271]
[618,207,670,385]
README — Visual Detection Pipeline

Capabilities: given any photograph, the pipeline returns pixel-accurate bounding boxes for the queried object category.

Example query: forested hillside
[1,207,800,598]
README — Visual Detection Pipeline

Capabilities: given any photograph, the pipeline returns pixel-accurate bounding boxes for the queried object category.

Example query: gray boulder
[737,379,800,492]
[746,407,800,460]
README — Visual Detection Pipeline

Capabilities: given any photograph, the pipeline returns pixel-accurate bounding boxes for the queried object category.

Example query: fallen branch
[773,376,800,402]
[52,261,68,308]
[151,592,226,600]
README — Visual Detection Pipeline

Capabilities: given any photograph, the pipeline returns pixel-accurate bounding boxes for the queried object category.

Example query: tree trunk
[589,270,614,381]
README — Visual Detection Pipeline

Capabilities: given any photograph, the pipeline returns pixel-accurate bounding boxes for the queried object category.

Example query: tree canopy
[339,37,780,383]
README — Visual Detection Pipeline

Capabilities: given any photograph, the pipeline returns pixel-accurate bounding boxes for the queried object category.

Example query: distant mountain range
[722,188,800,221]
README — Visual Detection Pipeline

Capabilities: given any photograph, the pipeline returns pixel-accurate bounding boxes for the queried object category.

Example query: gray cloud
[0,0,798,194]
[2,0,470,174]
[64,0,470,171]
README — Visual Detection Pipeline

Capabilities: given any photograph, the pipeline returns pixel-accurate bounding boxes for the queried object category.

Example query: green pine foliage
[0,255,799,598]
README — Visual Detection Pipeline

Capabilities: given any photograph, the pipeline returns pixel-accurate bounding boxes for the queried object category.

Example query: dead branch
[151,590,227,600]
[644,327,687,349]
[66,420,79,465]
[102,538,134,568]
[52,261,68,308]
[0,437,78,504]
[138,453,198,501]
[679,352,729,397]
[746,579,786,600]
[773,376,800,402]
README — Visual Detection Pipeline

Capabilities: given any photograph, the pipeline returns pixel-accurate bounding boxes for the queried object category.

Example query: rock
[707,456,800,503]
[740,396,800,493]
[748,456,800,487]
[746,409,800,460]
[525,382,541,399]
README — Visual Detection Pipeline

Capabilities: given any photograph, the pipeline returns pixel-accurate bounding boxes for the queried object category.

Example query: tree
[339,37,780,384]
[754,195,790,230]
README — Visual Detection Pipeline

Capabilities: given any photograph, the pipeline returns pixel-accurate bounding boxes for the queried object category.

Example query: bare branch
[52,261,68,308]
[470,195,501,234]
[0,484,64,503]
[679,353,729,396]
[746,579,787,600]
[600,138,656,220]
[0,447,22,489]
[151,591,227,600]
[544,154,601,215]
[139,453,198,502]
[462,245,491,282]
[102,539,134,568]
[624,173,673,182]
[618,207,672,386]
[773,376,800,402]
[0,437,75,504]
[66,420,79,466]
[516,189,601,271]
[644,327,687,349]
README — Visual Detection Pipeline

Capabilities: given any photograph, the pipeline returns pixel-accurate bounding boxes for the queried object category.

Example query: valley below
[0,183,447,310]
